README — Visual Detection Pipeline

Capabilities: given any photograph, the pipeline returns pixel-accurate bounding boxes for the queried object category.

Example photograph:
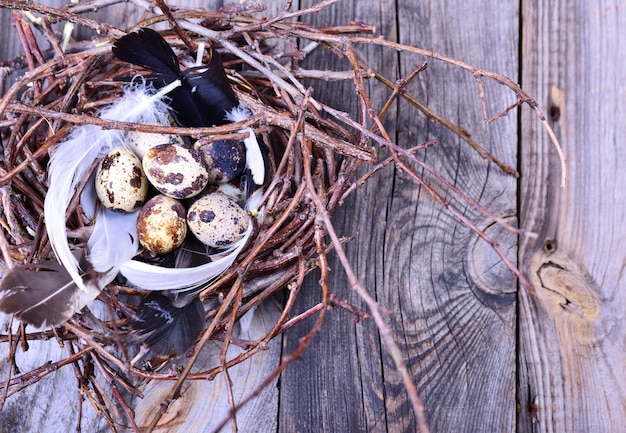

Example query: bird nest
[0,1,562,432]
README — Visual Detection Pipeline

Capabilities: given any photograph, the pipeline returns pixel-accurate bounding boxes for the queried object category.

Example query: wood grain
[0,339,110,433]
[518,1,626,432]
[279,0,520,432]
[0,2,285,433]
[1,0,625,432]
[133,300,282,433]
[277,0,396,432]
[389,2,519,432]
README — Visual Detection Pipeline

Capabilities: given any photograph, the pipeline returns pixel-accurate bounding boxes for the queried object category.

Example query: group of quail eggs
[94,129,250,256]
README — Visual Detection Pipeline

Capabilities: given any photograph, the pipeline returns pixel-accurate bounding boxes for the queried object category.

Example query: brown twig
[0,0,124,37]
[0,2,558,431]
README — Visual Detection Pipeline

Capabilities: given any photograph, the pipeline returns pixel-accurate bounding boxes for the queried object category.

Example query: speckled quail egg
[126,130,185,159]
[216,183,245,203]
[136,194,187,254]
[201,183,245,204]
[95,146,148,212]
[195,139,246,184]
[187,193,248,248]
[143,144,209,199]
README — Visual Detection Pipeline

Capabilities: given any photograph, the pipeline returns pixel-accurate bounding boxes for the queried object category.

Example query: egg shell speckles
[195,139,246,184]
[187,193,248,248]
[126,130,185,159]
[95,146,148,212]
[136,195,187,254]
[143,144,209,199]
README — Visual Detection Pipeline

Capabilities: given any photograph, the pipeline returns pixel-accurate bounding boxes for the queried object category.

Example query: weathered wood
[277,0,395,431]
[1,0,625,432]
[133,301,282,432]
[389,3,519,431]
[278,1,520,432]
[0,2,285,433]
[0,5,131,433]
[0,338,115,433]
[518,1,626,432]
[392,1,518,432]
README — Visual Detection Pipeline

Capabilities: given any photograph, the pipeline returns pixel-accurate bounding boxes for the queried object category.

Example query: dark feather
[112,28,238,127]
[133,292,205,357]
[111,28,180,83]
[177,64,238,126]
[0,257,98,328]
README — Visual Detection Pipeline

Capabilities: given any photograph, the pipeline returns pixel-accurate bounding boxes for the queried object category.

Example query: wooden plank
[277,0,396,431]
[132,301,283,433]
[279,0,520,432]
[0,5,124,432]
[518,1,626,432]
[377,1,519,432]
[0,339,115,432]
[7,1,625,432]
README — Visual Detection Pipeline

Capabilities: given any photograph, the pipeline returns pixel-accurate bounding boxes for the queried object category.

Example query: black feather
[112,28,238,127]
[133,292,205,357]
[177,65,239,126]
[111,27,180,82]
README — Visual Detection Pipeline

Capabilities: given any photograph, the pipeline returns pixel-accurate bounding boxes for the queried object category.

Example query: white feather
[119,224,251,291]
[79,180,140,281]
[226,105,265,185]
[45,80,178,292]
[89,209,141,276]
[119,190,265,292]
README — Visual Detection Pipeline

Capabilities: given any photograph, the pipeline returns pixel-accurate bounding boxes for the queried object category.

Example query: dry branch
[0,1,559,431]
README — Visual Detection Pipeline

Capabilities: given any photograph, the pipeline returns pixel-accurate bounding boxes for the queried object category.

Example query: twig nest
[136,194,187,254]
[187,193,248,248]
[127,130,185,159]
[95,146,148,212]
[142,144,208,199]
[195,139,246,183]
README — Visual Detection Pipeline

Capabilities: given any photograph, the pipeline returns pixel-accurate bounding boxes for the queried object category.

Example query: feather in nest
[1,29,267,338]
[113,28,267,186]
[112,27,238,128]
[0,80,177,327]
[0,253,99,328]
[131,292,205,360]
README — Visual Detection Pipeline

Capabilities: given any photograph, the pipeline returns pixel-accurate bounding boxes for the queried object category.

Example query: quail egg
[143,144,209,199]
[126,130,185,160]
[187,193,248,248]
[201,183,245,204]
[195,139,246,184]
[95,146,148,212]
[136,194,187,254]
[216,183,245,203]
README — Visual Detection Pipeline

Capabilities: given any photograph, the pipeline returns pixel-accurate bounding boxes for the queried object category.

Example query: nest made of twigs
[0,1,563,432]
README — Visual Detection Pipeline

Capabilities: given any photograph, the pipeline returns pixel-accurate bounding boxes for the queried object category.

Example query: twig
[144,278,245,433]
[0,0,124,37]
[0,2,558,430]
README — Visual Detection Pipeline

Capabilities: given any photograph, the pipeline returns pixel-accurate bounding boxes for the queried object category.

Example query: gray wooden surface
[1,0,624,432]
[518,1,626,432]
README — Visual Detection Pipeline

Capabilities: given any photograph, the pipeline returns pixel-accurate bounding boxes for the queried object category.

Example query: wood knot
[536,260,600,323]
[543,239,557,254]
[549,84,564,125]
[468,216,517,297]
[548,105,561,122]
